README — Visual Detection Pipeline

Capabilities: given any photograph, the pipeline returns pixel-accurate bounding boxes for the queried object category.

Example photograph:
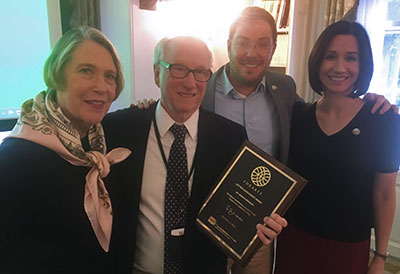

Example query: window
[382,1,400,106]
[358,0,400,107]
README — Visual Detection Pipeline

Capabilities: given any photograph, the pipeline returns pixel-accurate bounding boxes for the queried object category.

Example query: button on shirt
[214,67,280,157]
[134,101,198,274]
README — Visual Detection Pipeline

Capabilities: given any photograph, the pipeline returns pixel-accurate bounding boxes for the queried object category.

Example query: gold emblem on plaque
[251,166,271,187]
[208,216,217,225]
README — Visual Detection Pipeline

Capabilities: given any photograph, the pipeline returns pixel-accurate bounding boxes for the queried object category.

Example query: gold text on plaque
[251,166,271,187]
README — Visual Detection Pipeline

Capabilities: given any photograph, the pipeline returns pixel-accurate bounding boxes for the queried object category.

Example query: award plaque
[196,140,307,266]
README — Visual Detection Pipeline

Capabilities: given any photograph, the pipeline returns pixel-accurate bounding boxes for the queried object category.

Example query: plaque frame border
[196,140,307,266]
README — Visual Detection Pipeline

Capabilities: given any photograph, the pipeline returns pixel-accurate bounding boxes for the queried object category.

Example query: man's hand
[130,98,156,109]
[256,213,288,246]
[364,93,399,114]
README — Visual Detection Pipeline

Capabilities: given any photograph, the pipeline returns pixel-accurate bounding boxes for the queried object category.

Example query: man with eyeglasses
[102,36,287,274]
[201,7,298,274]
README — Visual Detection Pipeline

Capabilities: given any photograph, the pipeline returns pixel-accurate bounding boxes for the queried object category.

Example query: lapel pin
[272,85,278,91]
[352,128,360,135]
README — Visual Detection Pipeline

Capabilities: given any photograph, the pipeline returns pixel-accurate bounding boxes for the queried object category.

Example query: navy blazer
[102,105,247,274]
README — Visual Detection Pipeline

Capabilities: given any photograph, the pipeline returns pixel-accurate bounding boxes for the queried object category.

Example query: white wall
[100,0,134,111]
[130,1,163,102]
[288,0,326,102]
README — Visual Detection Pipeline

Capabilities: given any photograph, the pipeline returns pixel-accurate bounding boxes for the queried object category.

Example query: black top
[286,101,400,242]
[0,138,118,274]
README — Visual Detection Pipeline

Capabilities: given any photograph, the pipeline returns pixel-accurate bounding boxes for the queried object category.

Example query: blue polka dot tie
[164,124,188,274]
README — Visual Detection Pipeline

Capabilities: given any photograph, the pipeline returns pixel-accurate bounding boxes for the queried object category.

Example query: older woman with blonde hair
[0,26,131,273]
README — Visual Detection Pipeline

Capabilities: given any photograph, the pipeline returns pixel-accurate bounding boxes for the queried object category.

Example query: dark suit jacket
[102,104,247,274]
[202,64,300,164]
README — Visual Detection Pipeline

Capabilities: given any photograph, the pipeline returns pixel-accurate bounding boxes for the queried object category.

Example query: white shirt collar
[155,101,198,141]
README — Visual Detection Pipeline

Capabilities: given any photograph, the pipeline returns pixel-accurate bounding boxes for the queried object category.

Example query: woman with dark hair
[275,21,400,274]
[0,26,131,273]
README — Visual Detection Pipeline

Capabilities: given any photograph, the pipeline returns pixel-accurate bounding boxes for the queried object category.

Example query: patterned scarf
[8,90,131,252]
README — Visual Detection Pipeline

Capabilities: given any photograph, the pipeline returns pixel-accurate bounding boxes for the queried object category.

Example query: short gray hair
[153,36,213,65]
[43,26,124,99]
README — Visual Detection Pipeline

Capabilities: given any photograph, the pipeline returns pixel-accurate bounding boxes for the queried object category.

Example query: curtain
[324,0,359,27]
[60,0,101,34]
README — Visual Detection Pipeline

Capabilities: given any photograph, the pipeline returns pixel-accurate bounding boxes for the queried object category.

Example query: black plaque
[196,140,307,266]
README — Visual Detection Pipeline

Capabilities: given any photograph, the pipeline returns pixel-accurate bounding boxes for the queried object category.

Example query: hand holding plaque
[256,213,288,246]
[196,141,307,266]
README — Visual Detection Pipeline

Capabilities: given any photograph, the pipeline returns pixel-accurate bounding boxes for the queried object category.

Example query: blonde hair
[43,26,124,99]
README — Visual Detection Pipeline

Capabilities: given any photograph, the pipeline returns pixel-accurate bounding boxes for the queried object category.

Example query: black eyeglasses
[159,61,212,82]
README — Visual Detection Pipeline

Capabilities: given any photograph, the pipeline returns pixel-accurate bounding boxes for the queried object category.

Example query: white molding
[46,0,62,48]
[100,0,134,109]
[287,0,326,102]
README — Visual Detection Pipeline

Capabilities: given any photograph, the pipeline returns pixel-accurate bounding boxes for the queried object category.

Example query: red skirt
[274,224,370,274]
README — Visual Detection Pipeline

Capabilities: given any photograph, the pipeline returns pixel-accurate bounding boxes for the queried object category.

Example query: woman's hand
[367,256,385,274]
